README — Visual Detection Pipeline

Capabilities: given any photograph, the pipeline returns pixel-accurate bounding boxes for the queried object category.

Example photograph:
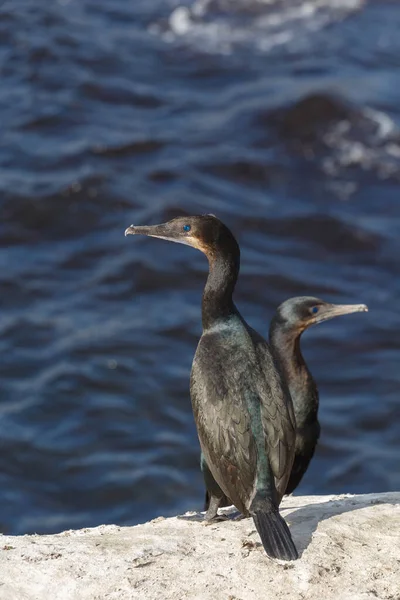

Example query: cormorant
[269,296,368,494]
[203,296,368,511]
[125,215,298,561]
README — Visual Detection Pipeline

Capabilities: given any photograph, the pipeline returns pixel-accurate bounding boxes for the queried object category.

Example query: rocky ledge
[0,492,399,600]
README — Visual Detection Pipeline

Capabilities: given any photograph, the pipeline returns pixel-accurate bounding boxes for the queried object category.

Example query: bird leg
[204,493,229,523]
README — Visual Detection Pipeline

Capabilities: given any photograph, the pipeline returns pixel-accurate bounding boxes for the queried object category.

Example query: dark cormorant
[269,296,368,494]
[125,215,298,561]
[203,296,368,511]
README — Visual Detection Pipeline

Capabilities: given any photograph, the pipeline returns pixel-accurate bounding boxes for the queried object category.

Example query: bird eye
[183,225,191,232]
[312,307,319,314]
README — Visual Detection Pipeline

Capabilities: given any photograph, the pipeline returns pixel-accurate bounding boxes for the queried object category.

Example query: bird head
[125,214,238,262]
[275,296,368,333]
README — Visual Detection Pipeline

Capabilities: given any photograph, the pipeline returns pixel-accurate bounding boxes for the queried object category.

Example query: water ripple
[0,0,399,536]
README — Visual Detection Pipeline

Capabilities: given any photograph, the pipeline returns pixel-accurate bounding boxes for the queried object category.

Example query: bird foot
[203,494,230,523]
[232,512,247,521]
[203,513,229,525]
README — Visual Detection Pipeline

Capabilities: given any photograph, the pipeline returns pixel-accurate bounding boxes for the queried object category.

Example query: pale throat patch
[150,234,210,254]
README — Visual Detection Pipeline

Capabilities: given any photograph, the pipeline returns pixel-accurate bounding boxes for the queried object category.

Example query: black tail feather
[252,509,298,561]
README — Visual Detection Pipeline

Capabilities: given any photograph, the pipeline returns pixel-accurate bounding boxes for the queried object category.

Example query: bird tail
[250,498,298,561]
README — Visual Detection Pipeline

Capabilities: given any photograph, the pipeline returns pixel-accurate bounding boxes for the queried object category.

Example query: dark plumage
[125,215,298,561]
[269,296,368,494]
[204,295,368,510]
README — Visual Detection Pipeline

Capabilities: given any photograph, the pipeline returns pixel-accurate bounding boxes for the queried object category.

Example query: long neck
[269,321,319,428]
[202,250,240,330]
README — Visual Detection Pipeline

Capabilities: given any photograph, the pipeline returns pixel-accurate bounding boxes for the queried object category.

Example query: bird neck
[202,249,240,330]
[269,321,319,427]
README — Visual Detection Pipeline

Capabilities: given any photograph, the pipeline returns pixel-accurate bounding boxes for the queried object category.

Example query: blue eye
[312,307,319,314]
[183,225,191,232]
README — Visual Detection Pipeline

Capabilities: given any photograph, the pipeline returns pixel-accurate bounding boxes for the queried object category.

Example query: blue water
[0,0,399,534]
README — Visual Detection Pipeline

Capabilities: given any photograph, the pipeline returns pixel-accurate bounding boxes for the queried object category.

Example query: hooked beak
[125,224,164,237]
[314,303,368,324]
[124,223,193,246]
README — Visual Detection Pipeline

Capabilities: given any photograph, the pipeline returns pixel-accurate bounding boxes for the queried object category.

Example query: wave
[265,93,400,183]
[151,0,365,54]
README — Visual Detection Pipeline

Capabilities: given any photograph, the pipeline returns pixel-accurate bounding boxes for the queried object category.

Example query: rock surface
[0,493,399,600]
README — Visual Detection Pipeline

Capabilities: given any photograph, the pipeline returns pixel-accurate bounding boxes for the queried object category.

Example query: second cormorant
[269,296,368,494]
[126,215,298,561]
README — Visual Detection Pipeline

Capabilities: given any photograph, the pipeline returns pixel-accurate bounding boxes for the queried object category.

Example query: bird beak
[124,223,193,246]
[314,303,368,324]
[125,223,163,237]
[124,220,207,254]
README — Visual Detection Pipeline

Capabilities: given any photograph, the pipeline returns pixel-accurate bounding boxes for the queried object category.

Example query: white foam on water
[320,107,400,181]
[151,0,365,54]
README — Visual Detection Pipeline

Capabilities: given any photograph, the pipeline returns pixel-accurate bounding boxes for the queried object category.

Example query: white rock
[0,493,398,600]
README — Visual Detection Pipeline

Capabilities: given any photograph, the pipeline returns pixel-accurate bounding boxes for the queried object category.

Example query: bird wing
[190,330,257,514]
[250,329,297,501]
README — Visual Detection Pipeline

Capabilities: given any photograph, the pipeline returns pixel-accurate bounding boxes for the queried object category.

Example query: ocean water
[0,0,399,534]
